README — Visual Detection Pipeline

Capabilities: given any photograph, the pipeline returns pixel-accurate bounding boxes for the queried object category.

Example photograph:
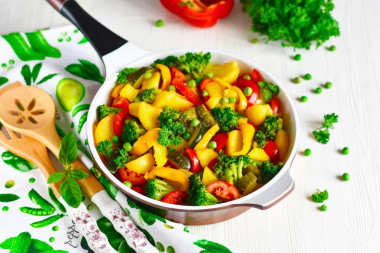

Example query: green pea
[342,147,349,155]
[252,39,259,44]
[304,73,312,80]
[202,90,209,97]
[229,97,237,104]
[169,85,176,91]
[342,173,350,181]
[294,54,301,61]
[123,142,132,152]
[300,96,308,102]
[325,82,332,89]
[123,181,132,188]
[244,87,253,96]
[144,72,152,79]
[208,141,217,150]
[134,96,141,102]
[66,37,71,42]
[329,45,336,51]
[2,206,9,212]
[156,242,165,252]
[243,74,251,80]
[220,97,229,105]
[293,77,301,84]
[49,237,55,242]
[9,60,14,65]
[315,87,322,94]
[112,136,119,143]
[304,149,311,156]
[87,204,93,210]
[207,72,214,78]
[188,80,196,88]
[52,226,59,231]
[183,132,191,140]
[191,119,200,127]
[5,180,15,189]
[156,19,164,27]
[321,205,327,211]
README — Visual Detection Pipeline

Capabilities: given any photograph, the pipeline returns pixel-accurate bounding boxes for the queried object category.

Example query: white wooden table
[1,0,379,252]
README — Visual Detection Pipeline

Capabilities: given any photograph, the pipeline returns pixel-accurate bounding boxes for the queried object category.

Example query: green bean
[28,189,55,213]
[72,104,90,117]
[78,112,88,134]
[0,193,20,202]
[30,214,65,228]
[48,187,66,213]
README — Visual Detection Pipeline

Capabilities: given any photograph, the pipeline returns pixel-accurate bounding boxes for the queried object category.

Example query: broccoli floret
[121,119,146,145]
[210,107,242,132]
[96,140,112,159]
[116,67,138,84]
[253,130,268,149]
[152,52,211,79]
[311,189,329,203]
[97,105,121,120]
[213,152,254,185]
[140,88,160,103]
[157,107,186,147]
[145,178,175,201]
[259,115,283,141]
[257,81,279,102]
[187,174,219,206]
[258,161,283,183]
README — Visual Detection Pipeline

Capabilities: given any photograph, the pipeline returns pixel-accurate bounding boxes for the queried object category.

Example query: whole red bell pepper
[236,77,260,106]
[160,0,234,28]
[113,105,130,137]
[184,148,201,173]
[171,67,203,106]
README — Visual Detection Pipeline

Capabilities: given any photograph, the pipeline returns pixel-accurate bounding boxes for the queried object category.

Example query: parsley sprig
[312,113,339,144]
[311,189,329,203]
[47,132,88,208]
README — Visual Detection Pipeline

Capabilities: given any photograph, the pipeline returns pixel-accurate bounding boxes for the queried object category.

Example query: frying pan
[46,0,300,225]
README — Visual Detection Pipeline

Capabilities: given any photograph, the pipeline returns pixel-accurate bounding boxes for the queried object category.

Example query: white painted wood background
[1,0,379,252]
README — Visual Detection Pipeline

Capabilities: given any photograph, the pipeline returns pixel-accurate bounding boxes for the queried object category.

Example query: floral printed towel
[0,26,241,253]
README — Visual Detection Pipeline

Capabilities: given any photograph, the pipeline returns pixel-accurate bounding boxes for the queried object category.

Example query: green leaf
[47,171,66,184]
[2,151,37,172]
[0,193,20,202]
[0,77,8,86]
[59,131,78,166]
[32,63,42,83]
[36,73,58,85]
[60,178,82,208]
[65,59,104,84]
[21,64,32,85]
[193,240,232,253]
[70,169,89,180]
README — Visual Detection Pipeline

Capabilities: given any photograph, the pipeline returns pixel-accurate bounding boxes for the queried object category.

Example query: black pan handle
[46,0,127,57]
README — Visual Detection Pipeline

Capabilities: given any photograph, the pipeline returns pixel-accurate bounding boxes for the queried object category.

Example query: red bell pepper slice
[269,97,280,114]
[113,105,130,137]
[112,97,130,109]
[162,190,187,205]
[184,148,201,173]
[199,78,213,90]
[236,77,260,106]
[206,180,240,202]
[118,168,147,186]
[250,69,263,83]
[211,133,228,151]
[131,186,145,195]
[170,67,203,106]
[207,158,218,171]
[160,0,234,28]
[263,140,280,163]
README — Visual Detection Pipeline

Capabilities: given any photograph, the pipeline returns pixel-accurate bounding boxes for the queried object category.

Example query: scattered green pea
[183,132,191,140]
[294,54,301,61]
[325,82,332,89]
[342,173,350,181]
[191,118,200,127]
[220,97,229,105]
[315,87,322,94]
[66,37,71,42]
[328,45,336,51]
[304,73,312,80]
[156,242,165,252]
[49,237,55,242]
[123,181,132,188]
[144,72,152,79]
[1,63,6,68]
[304,149,311,156]
[156,19,164,27]
[320,205,327,211]
[169,85,176,92]
[229,97,236,104]
[2,206,9,212]
[87,204,93,210]
[5,180,15,189]
[134,96,141,102]
[300,96,308,102]
[243,74,251,80]
[293,77,301,84]
[342,147,349,155]
[202,90,209,97]
[208,141,217,150]
[252,39,259,44]
[112,136,119,143]
[8,60,14,65]
[244,87,253,96]
[52,226,59,231]
[123,142,132,152]
[58,38,63,42]
[207,72,214,78]
[188,80,196,88]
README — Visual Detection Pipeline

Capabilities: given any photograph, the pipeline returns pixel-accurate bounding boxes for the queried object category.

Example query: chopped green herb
[312,113,339,144]
[96,140,112,159]
[311,189,328,203]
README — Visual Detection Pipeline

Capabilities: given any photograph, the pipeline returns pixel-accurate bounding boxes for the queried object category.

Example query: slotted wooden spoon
[0,83,157,253]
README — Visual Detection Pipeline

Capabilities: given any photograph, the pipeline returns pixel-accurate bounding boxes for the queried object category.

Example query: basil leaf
[47,171,66,184]
[32,63,42,83]
[21,65,32,85]
[58,131,77,166]
[70,169,88,180]
[36,73,58,85]
[60,178,82,208]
